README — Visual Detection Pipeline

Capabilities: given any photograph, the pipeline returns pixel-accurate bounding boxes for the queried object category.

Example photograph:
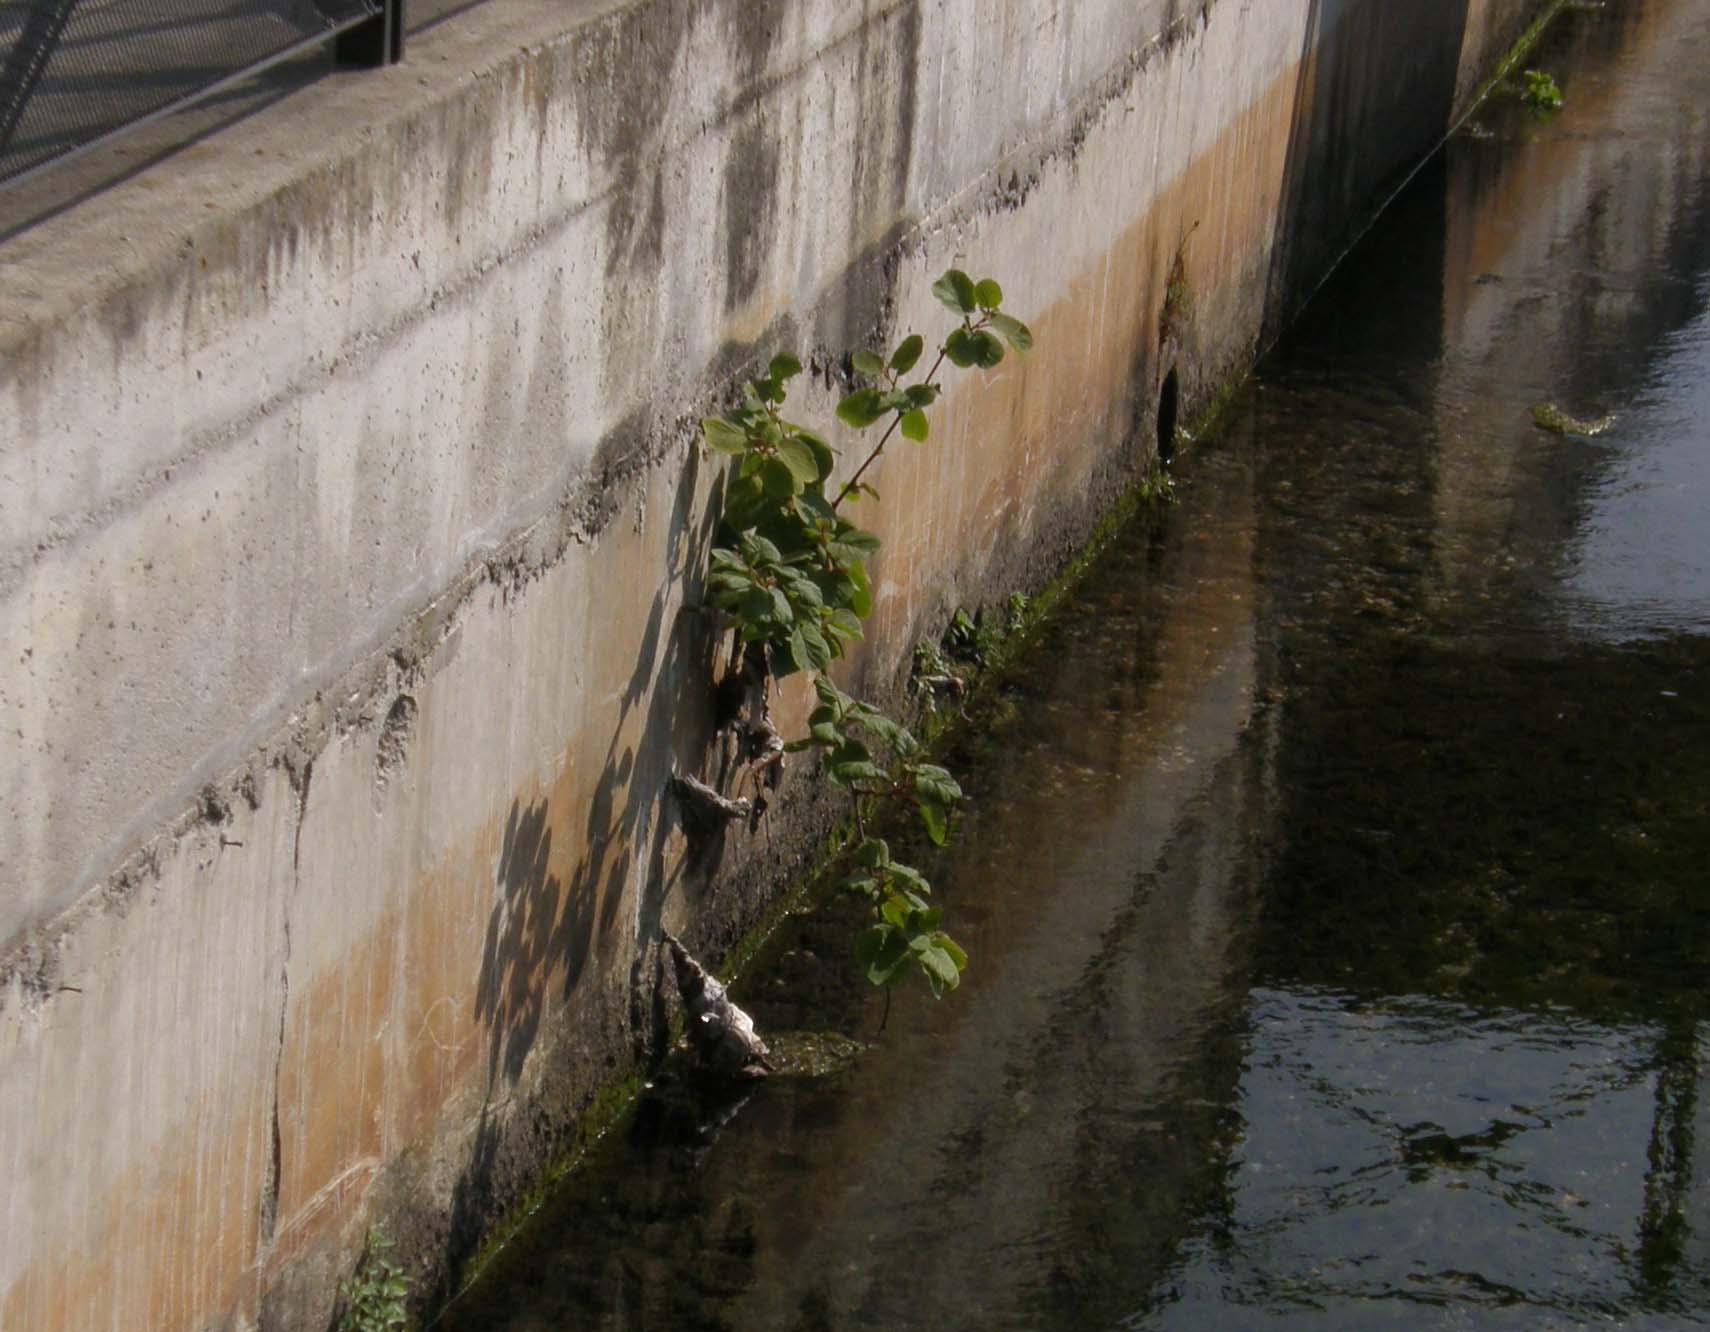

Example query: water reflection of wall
[710,446,1281,1329]
[1151,995,1706,1325]
[1227,3,1710,1313]
[1431,0,1710,625]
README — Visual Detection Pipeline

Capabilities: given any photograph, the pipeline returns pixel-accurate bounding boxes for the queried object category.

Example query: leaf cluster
[1522,68,1562,111]
[701,354,879,677]
[697,270,1031,998]
[337,1231,408,1332]
[844,836,967,996]
[789,676,964,846]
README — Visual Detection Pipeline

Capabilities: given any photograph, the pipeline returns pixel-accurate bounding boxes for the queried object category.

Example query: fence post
[0,0,79,160]
[336,0,405,68]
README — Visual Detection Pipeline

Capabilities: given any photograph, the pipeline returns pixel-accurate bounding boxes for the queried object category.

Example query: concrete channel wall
[0,0,1545,1325]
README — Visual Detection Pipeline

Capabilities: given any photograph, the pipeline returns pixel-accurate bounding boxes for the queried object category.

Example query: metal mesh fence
[0,0,383,187]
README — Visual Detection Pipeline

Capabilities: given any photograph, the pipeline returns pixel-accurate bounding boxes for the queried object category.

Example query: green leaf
[854,837,891,868]
[862,712,919,757]
[796,619,832,670]
[769,351,802,382]
[916,795,950,845]
[739,531,784,566]
[890,334,924,375]
[702,417,750,455]
[777,436,820,485]
[793,492,834,530]
[847,561,874,617]
[919,943,962,993]
[851,349,886,377]
[932,268,978,314]
[769,637,804,678]
[944,326,980,368]
[760,456,799,498]
[776,568,823,608]
[912,763,964,806]
[972,329,1006,368]
[829,736,872,766]
[826,607,864,641]
[768,586,795,624]
[842,872,880,900]
[889,860,931,895]
[855,926,912,986]
[795,428,836,480]
[739,586,775,624]
[826,540,877,567]
[974,277,1003,309]
[834,525,881,555]
[900,409,929,442]
[938,933,968,971]
[837,388,888,429]
[707,577,752,607]
[904,383,941,409]
[853,925,885,969]
[988,311,1032,353]
[827,739,887,787]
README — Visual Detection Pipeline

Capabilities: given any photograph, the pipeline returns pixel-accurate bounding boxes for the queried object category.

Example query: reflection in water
[441,1,1710,1328]
[1565,298,1710,638]
[1143,994,1707,1331]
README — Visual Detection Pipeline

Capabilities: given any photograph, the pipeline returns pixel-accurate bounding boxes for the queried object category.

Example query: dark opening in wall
[1157,367,1179,463]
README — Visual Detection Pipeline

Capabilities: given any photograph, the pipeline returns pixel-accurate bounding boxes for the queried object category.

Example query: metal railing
[0,0,405,190]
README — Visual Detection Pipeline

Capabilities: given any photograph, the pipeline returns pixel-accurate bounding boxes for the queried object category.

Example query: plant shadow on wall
[445,440,723,1284]
[676,270,1033,1020]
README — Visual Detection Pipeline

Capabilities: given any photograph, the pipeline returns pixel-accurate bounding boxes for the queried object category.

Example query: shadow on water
[441,1,1710,1327]
[1261,0,1479,341]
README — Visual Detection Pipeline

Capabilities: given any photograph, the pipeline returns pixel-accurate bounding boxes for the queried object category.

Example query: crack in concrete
[261,755,309,1251]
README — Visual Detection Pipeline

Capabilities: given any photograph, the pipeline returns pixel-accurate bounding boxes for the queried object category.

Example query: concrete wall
[0,0,1544,1325]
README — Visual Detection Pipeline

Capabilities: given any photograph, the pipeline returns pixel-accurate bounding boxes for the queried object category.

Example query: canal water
[439,2,1710,1327]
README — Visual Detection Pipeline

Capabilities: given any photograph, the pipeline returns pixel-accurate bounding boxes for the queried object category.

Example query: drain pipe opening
[1157,367,1180,464]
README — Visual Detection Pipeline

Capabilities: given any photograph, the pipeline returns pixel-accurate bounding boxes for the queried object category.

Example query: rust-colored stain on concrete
[262,482,689,1280]
[0,1084,268,1332]
[866,56,1300,657]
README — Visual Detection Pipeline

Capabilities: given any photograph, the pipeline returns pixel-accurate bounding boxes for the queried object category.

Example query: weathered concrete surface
[0,0,1546,1326]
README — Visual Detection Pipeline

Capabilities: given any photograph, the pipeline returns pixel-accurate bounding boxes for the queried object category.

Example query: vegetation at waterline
[1522,68,1563,110]
[336,1230,408,1332]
